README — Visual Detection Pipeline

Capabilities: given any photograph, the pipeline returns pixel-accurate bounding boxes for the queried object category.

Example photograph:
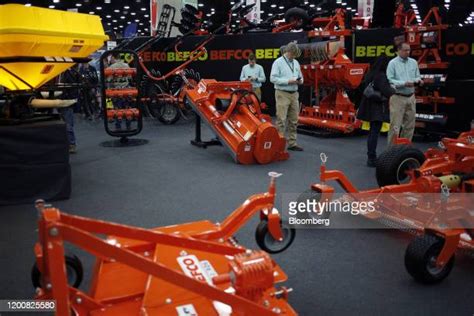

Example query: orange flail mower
[32,173,296,315]
[185,80,289,165]
[303,130,474,284]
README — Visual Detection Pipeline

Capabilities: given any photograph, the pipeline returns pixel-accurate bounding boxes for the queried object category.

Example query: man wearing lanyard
[270,42,304,151]
[240,53,266,101]
[386,42,423,145]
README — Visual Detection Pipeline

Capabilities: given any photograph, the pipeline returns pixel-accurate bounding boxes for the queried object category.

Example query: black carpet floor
[1,116,473,315]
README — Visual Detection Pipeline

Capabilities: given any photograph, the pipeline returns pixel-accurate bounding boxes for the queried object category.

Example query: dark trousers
[367,121,383,160]
[59,106,76,145]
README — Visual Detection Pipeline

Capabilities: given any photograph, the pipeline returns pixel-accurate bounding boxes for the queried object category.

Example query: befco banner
[142,27,474,127]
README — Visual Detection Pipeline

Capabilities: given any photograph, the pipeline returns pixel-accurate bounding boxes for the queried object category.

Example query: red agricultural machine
[297,8,370,136]
[300,130,474,283]
[298,44,369,136]
[185,80,289,165]
[32,173,297,315]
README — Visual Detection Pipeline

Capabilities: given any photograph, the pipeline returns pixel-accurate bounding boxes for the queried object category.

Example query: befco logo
[355,42,474,58]
[177,255,213,285]
[349,68,364,75]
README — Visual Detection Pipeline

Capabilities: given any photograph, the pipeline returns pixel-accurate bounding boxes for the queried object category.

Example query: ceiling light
[96,6,102,10]
[48,5,55,8]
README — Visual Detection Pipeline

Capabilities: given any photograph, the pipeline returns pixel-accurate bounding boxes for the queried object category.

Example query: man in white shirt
[240,53,266,100]
[270,42,304,151]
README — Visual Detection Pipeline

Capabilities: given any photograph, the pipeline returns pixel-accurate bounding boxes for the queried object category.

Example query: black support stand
[190,116,222,149]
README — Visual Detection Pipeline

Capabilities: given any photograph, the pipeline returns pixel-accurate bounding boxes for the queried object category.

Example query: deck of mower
[300,130,474,284]
[185,80,289,165]
[32,173,296,315]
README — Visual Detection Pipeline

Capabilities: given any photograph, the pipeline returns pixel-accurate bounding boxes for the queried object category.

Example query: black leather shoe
[288,145,304,151]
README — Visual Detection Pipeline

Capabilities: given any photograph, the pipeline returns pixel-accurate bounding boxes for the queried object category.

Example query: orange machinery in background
[185,80,289,165]
[298,46,369,135]
[297,8,370,136]
[32,173,297,315]
[302,130,474,284]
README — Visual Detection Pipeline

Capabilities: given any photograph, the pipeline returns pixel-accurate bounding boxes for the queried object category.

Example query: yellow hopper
[0,4,108,91]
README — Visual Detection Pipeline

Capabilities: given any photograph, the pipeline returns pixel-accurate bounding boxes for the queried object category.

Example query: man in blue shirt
[270,42,304,151]
[240,53,266,101]
[386,42,423,145]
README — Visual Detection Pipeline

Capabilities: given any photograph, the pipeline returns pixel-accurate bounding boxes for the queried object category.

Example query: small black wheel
[156,101,180,125]
[405,234,455,284]
[31,254,84,289]
[255,220,295,254]
[296,189,330,220]
[376,145,425,187]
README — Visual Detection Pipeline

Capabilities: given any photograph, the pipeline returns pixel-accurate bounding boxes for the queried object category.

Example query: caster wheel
[255,220,295,254]
[32,254,84,289]
[405,234,455,284]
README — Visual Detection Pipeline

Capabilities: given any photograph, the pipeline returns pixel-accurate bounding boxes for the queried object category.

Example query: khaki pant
[254,87,262,101]
[275,90,299,147]
[388,94,416,145]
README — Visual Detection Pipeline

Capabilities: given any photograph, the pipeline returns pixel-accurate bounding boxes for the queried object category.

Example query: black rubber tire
[405,234,455,284]
[284,7,309,27]
[375,145,425,187]
[156,101,180,125]
[255,220,295,254]
[296,189,330,220]
[31,254,83,289]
